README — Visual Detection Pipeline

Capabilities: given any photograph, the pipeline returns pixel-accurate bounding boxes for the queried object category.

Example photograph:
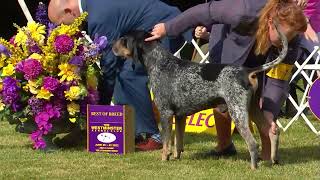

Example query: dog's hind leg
[228,101,259,169]
[160,109,174,161]
[174,116,186,159]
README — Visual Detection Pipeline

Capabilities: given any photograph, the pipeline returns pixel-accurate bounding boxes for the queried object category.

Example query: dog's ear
[125,36,143,70]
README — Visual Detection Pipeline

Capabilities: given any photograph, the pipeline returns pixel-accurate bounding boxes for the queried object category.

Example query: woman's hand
[194,26,210,40]
[145,23,167,41]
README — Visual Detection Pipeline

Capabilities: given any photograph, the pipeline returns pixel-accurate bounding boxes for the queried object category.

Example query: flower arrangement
[0,3,107,150]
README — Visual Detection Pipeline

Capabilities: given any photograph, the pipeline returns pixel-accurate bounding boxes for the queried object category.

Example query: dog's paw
[161,152,172,161]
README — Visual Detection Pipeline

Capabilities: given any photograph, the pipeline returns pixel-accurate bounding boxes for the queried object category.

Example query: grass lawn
[0,117,319,179]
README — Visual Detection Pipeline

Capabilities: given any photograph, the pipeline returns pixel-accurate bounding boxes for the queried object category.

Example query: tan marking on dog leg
[174,116,186,159]
[161,115,173,161]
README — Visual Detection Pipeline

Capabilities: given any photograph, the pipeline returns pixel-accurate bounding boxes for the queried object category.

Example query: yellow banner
[173,109,236,135]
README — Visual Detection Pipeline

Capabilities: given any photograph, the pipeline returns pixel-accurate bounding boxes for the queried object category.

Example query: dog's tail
[248,20,288,91]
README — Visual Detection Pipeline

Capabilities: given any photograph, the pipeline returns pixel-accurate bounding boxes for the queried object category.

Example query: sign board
[87,105,135,154]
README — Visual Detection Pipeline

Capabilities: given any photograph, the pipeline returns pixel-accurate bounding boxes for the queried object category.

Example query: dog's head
[112,30,153,64]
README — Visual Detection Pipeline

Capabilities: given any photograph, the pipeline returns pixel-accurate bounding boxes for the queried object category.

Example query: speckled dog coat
[112,26,287,169]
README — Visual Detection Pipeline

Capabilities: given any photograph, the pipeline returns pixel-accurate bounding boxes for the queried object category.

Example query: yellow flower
[29,53,42,60]
[64,86,81,101]
[57,24,79,36]
[67,102,80,116]
[0,100,5,111]
[14,30,28,46]
[27,22,46,45]
[41,53,57,73]
[58,63,80,82]
[19,118,28,123]
[69,118,76,123]
[1,64,15,76]
[36,87,53,100]
[26,80,40,94]
[0,54,6,67]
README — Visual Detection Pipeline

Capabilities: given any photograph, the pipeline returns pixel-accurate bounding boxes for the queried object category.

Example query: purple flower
[69,56,84,66]
[93,34,108,51]
[76,45,84,56]
[35,112,49,125]
[35,112,52,134]
[87,88,99,105]
[29,44,42,54]
[52,98,66,114]
[9,36,16,47]
[30,130,46,149]
[43,76,59,92]
[2,77,20,109]
[87,48,99,57]
[15,61,24,73]
[28,96,45,114]
[35,3,49,26]
[54,83,69,98]
[34,138,46,149]
[3,77,18,87]
[47,23,57,36]
[22,59,43,80]
[44,103,61,119]
[11,103,21,112]
[41,122,53,135]
[30,130,42,141]
[26,39,42,54]
[54,35,74,54]
[0,44,11,56]
[80,88,99,115]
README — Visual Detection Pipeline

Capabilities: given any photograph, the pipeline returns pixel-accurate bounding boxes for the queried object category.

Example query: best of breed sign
[87,105,134,154]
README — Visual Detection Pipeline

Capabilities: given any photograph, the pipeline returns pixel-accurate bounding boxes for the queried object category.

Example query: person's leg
[259,77,289,160]
[213,109,233,151]
[98,55,119,105]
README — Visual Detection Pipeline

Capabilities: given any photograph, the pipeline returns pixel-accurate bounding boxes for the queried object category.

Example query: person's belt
[266,63,294,81]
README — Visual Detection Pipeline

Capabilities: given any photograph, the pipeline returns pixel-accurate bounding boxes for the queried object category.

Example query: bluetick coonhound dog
[112,22,287,169]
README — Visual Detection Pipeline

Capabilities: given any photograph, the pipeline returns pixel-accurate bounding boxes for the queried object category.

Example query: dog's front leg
[160,110,174,161]
[174,116,186,159]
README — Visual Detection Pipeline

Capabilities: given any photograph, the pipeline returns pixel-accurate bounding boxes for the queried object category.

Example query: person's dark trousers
[284,83,298,118]
[113,36,186,136]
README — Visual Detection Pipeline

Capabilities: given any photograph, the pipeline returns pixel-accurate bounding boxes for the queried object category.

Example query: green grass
[0,118,320,179]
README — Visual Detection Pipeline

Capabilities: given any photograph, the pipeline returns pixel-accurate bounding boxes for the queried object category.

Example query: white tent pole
[17,0,34,22]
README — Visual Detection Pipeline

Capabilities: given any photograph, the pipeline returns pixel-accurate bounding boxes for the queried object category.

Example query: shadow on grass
[183,132,217,145]
[185,133,320,166]
[279,145,320,165]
